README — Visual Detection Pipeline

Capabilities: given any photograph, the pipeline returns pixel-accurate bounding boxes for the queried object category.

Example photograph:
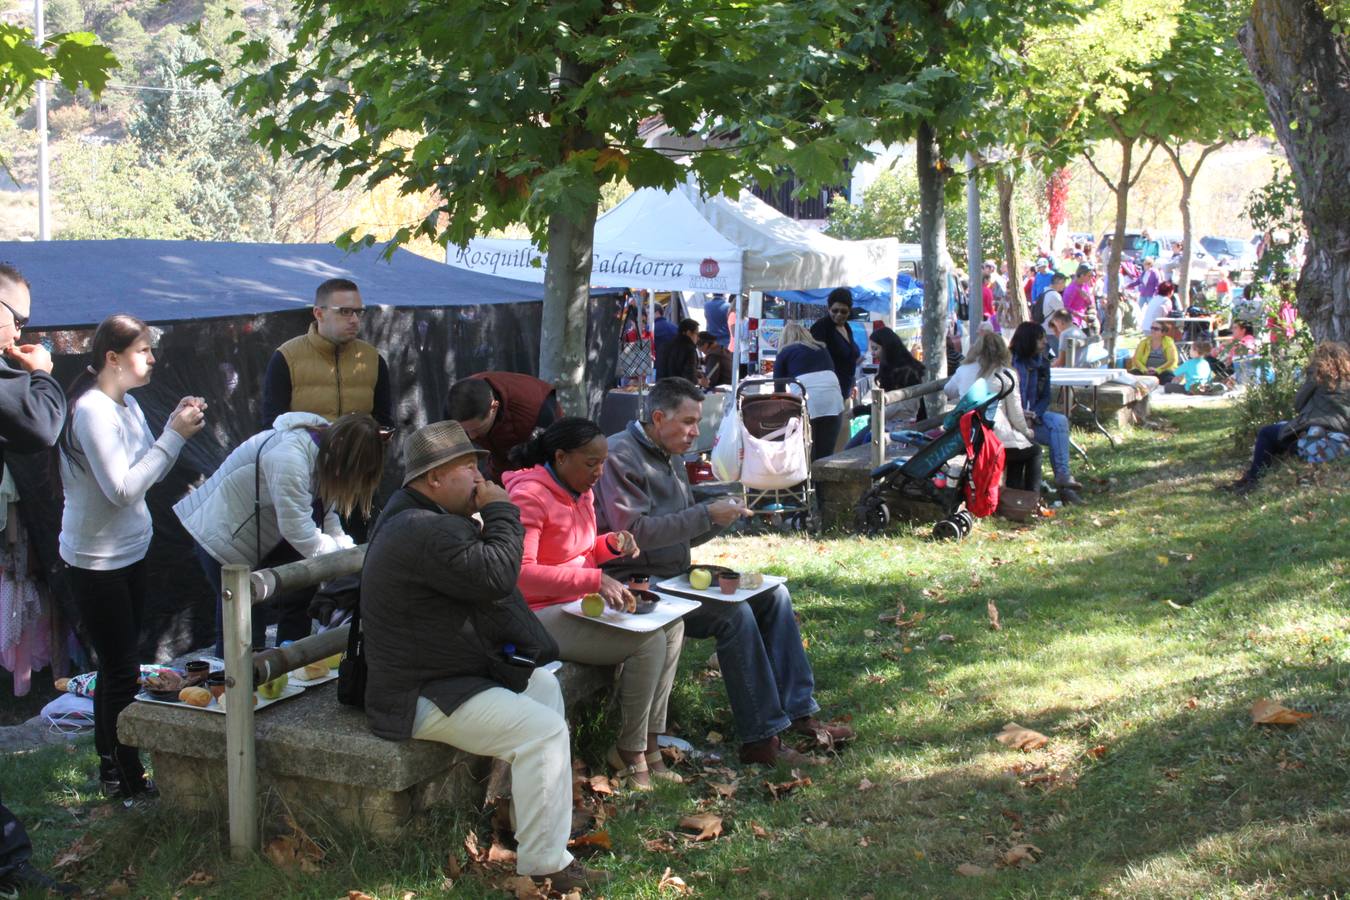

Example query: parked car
[1199,235,1257,271]
[1097,231,1161,264]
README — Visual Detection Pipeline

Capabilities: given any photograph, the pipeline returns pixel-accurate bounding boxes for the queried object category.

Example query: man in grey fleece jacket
[595,377,853,766]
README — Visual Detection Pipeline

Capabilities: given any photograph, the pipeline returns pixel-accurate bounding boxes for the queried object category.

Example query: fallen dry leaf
[1002,843,1043,868]
[765,771,813,800]
[956,863,988,877]
[987,600,1002,631]
[749,822,770,839]
[105,878,131,896]
[678,812,724,842]
[568,830,613,853]
[1251,698,1313,726]
[645,837,677,853]
[937,633,956,643]
[487,840,518,865]
[503,874,548,899]
[51,833,101,871]
[658,867,693,894]
[1087,744,1108,759]
[857,777,876,792]
[347,893,376,900]
[588,774,614,796]
[709,781,738,799]
[996,722,1048,751]
[706,730,724,745]
[182,868,216,890]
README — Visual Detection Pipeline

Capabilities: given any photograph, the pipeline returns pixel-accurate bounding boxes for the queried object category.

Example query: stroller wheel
[931,518,962,541]
[955,510,975,536]
[856,499,890,535]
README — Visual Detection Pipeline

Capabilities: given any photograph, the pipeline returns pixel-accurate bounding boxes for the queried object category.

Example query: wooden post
[222,564,258,858]
[870,385,886,469]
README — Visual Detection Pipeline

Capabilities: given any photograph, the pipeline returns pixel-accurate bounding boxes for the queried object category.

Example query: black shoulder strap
[254,430,280,565]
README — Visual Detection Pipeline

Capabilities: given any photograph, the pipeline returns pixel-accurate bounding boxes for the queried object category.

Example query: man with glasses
[261,277,393,429]
[0,264,79,895]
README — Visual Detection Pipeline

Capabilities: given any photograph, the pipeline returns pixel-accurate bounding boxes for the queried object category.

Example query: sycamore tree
[797,2,1080,378]
[1239,0,1350,343]
[1140,0,1269,304]
[1,20,115,170]
[191,0,858,413]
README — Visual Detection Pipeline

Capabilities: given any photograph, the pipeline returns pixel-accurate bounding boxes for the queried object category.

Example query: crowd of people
[0,264,857,893]
[1,252,1346,894]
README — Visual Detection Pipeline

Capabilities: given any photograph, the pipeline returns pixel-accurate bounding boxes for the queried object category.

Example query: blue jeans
[1246,422,1295,481]
[681,585,820,744]
[1033,411,1072,482]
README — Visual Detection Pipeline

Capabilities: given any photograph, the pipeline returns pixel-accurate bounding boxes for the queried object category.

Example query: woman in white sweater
[173,412,385,657]
[58,314,206,803]
[944,329,1043,494]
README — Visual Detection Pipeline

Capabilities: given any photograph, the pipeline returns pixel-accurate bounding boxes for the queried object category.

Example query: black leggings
[67,561,148,793]
[1004,444,1043,494]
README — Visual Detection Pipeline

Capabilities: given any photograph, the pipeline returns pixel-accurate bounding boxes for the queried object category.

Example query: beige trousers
[532,604,684,752]
[411,669,573,877]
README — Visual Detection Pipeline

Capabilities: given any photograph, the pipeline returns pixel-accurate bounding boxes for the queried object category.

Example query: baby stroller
[854,375,1012,540]
[736,377,820,532]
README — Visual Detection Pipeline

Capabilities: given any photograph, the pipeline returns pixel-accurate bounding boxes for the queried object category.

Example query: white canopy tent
[447,182,902,387]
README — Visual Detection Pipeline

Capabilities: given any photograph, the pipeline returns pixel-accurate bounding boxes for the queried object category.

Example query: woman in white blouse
[58,314,205,804]
[944,329,1043,494]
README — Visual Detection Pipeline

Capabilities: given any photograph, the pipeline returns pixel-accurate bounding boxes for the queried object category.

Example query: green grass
[4,404,1348,898]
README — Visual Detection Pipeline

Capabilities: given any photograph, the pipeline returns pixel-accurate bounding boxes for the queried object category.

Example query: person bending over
[593,377,855,766]
[444,373,563,483]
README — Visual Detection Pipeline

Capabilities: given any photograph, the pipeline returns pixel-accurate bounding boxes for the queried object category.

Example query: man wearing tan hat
[359,421,606,893]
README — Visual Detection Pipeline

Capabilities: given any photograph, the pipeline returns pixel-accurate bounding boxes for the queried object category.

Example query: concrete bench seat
[118,660,612,834]
[810,441,927,530]
[1050,377,1158,428]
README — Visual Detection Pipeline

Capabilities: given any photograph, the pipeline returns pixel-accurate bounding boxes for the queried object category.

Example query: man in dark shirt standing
[696,332,733,388]
[0,262,78,898]
[656,319,700,382]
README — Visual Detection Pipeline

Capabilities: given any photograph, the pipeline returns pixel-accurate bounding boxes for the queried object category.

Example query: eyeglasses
[0,299,29,330]
[319,306,365,318]
[1150,327,1163,332]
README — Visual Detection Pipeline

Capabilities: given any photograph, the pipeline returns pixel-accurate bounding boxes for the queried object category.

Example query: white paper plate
[134,681,304,715]
[289,669,339,688]
[560,592,701,632]
[654,573,785,603]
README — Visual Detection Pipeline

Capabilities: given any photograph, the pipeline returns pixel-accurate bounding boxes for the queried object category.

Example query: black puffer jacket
[360,486,558,741]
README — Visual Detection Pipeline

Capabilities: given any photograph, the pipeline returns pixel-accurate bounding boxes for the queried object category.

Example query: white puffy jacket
[173,412,354,566]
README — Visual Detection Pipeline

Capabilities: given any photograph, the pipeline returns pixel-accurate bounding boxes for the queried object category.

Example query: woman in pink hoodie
[503,418,685,791]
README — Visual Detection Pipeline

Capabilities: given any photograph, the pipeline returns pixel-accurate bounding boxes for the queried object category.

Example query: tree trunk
[539,54,601,415]
[997,169,1027,327]
[1104,138,1132,355]
[1239,1,1350,343]
[1177,171,1195,305]
[916,120,950,380]
[539,199,599,415]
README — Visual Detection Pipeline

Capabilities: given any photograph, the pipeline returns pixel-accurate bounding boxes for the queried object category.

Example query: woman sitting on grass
[1128,323,1179,384]
[1228,341,1350,496]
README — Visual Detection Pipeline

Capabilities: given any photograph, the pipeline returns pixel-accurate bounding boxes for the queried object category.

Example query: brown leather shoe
[536,861,610,893]
[791,716,856,743]
[738,735,819,766]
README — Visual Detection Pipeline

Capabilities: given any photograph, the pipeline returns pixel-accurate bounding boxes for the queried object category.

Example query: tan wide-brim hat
[401,420,489,486]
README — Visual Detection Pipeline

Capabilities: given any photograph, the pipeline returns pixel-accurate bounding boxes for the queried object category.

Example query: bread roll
[303,662,329,680]
[741,572,764,589]
[179,686,211,707]
[54,678,69,692]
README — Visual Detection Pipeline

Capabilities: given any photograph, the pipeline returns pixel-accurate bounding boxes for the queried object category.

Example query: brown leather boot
[535,860,610,893]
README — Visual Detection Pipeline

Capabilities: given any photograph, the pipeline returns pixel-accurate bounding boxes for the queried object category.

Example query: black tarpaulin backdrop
[2,241,624,663]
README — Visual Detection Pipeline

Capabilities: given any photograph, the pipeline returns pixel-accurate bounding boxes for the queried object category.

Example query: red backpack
[959,410,1005,517]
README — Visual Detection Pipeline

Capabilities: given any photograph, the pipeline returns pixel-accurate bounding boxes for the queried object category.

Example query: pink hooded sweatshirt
[502,464,621,610]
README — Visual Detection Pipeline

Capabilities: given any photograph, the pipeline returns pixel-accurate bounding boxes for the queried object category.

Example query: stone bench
[810,441,927,530]
[118,661,612,835]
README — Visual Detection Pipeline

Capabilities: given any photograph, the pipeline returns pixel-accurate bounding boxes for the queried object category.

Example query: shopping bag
[711,396,742,482]
[740,418,810,489]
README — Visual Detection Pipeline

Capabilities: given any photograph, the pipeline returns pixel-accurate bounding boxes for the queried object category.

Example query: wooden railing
[220,545,365,857]
[864,379,949,467]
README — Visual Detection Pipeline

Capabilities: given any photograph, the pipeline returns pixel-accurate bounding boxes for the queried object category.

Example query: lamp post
[35,0,51,240]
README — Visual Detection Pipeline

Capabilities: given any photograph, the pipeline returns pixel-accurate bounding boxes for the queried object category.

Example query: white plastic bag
[711,396,742,482]
[740,418,810,489]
